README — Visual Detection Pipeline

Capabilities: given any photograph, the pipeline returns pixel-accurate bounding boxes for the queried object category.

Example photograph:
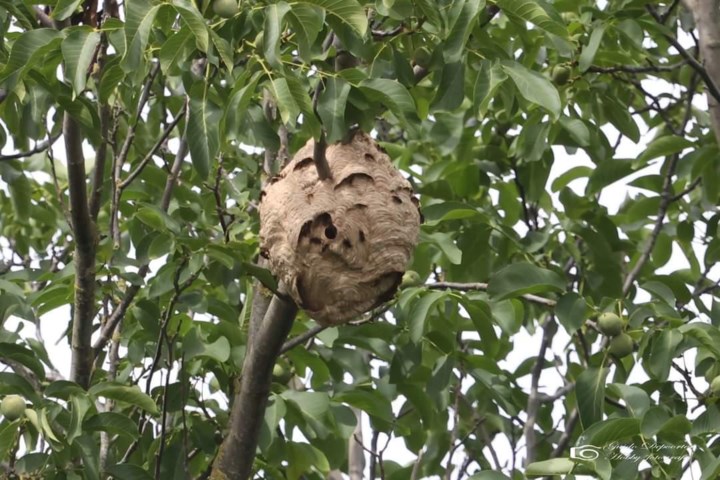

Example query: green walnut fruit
[608,333,634,358]
[551,65,572,86]
[272,359,292,384]
[597,312,624,337]
[1,395,26,421]
[213,0,238,18]
[710,375,720,396]
[400,270,422,288]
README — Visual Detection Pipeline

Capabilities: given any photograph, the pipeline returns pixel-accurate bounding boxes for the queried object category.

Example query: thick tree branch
[34,6,54,28]
[210,286,297,480]
[90,106,111,221]
[65,113,97,389]
[348,408,365,480]
[680,0,720,142]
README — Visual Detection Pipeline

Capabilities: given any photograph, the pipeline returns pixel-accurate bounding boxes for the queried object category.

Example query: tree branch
[587,61,687,74]
[118,106,186,190]
[65,112,97,390]
[210,285,297,480]
[523,318,556,465]
[280,324,326,354]
[646,4,720,105]
[426,282,557,307]
[0,133,61,162]
[680,0,720,143]
[93,114,189,356]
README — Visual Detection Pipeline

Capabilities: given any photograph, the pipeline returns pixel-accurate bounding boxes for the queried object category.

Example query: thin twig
[646,4,720,104]
[587,61,686,74]
[523,318,556,464]
[280,325,326,354]
[0,133,61,162]
[118,106,186,189]
[426,282,557,307]
[551,408,579,457]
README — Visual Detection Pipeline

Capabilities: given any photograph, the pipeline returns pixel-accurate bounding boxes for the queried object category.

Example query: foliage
[0,0,719,478]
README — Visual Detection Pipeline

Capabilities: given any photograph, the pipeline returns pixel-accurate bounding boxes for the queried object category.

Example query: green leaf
[104,464,153,480]
[359,78,418,125]
[495,0,568,37]
[317,77,351,143]
[222,71,261,140]
[443,0,483,63]
[52,0,83,21]
[408,290,447,342]
[242,262,279,293]
[586,159,636,195]
[577,417,641,446]
[264,2,291,69]
[559,117,591,147]
[0,421,19,463]
[637,135,694,163]
[555,292,587,331]
[431,62,465,111]
[173,0,209,52]
[90,383,159,415]
[646,329,682,381]
[183,326,231,362]
[269,77,301,127]
[299,0,367,36]
[0,29,63,83]
[603,98,640,143]
[334,389,394,424]
[467,473,512,480]
[576,367,609,429]
[422,231,460,265]
[8,173,31,220]
[525,458,575,476]
[122,0,161,72]
[550,165,592,192]
[501,61,561,119]
[288,4,325,61]
[578,25,606,72]
[83,412,140,439]
[187,85,221,180]
[487,262,565,300]
[0,343,45,379]
[606,384,650,417]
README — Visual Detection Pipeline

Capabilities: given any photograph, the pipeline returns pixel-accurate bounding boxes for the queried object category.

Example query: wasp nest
[259,132,421,326]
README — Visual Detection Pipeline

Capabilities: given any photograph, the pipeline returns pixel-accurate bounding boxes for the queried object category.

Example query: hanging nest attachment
[259,132,421,326]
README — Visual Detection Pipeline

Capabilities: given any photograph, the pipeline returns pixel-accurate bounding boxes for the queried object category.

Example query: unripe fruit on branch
[711,376,720,396]
[608,333,634,358]
[597,312,624,337]
[400,270,422,288]
[1,395,26,421]
[213,0,237,18]
[551,65,572,85]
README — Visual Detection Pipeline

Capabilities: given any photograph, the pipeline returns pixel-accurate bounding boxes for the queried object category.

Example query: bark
[210,287,297,480]
[65,113,97,389]
[684,0,720,142]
